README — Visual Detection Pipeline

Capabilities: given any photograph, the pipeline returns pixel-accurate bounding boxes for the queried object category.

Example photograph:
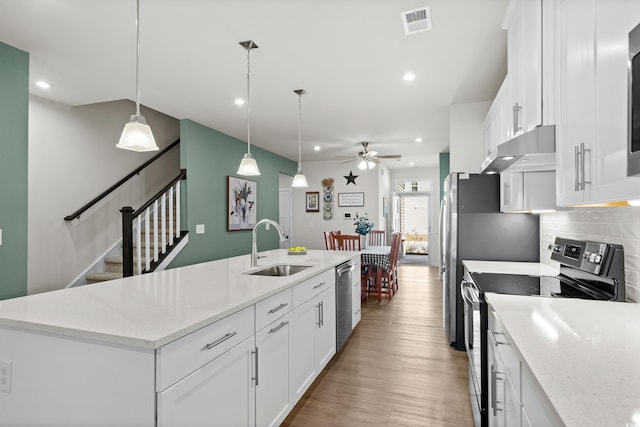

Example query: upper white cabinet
[506,0,543,136]
[556,0,640,205]
[501,171,557,212]
[484,0,554,167]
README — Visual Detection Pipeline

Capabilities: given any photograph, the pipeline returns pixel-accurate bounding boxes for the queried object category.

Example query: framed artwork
[338,192,364,207]
[306,192,320,212]
[228,176,257,231]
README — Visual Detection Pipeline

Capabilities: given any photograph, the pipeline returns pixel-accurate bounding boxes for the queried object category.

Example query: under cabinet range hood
[481,125,556,174]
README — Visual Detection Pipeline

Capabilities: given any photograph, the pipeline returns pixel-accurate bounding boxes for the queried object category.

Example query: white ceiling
[0,0,508,170]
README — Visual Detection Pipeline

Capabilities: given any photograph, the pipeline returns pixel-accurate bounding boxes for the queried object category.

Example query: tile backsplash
[540,207,640,302]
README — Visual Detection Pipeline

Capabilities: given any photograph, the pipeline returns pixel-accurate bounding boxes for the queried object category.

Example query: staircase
[64,141,187,288]
[80,176,188,284]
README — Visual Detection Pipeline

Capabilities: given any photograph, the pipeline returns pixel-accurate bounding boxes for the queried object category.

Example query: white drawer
[156,306,255,392]
[292,269,335,307]
[489,324,520,399]
[255,288,292,331]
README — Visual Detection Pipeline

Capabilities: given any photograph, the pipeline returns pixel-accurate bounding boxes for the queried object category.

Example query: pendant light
[116,0,159,152]
[237,40,260,176]
[291,89,309,188]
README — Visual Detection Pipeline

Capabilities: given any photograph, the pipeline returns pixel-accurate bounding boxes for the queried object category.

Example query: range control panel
[549,238,610,275]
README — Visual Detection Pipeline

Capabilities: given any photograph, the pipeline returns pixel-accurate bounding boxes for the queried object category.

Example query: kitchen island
[0,249,359,426]
[487,293,640,427]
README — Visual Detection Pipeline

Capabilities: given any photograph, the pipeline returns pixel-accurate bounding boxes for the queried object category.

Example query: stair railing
[121,169,187,277]
[64,139,180,221]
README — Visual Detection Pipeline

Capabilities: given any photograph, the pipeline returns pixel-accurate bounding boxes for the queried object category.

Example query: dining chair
[323,230,341,250]
[333,234,361,251]
[368,230,385,246]
[368,232,401,301]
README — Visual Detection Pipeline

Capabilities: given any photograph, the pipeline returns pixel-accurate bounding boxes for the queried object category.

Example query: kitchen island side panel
[0,326,155,426]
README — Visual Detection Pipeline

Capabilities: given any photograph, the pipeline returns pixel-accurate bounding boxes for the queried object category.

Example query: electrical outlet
[0,228,3,246]
[0,360,11,393]
[195,224,205,234]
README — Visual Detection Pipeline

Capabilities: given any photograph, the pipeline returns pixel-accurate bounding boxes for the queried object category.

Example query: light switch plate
[0,360,11,393]
[195,224,205,234]
[0,228,3,246]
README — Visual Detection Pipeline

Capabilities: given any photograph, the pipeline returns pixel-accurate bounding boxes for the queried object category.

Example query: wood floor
[282,265,474,427]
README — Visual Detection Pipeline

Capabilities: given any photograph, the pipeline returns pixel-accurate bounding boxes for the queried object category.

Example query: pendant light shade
[291,89,308,188]
[237,40,261,176]
[117,0,158,152]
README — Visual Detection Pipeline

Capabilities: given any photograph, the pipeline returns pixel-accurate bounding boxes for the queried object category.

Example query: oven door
[461,279,482,427]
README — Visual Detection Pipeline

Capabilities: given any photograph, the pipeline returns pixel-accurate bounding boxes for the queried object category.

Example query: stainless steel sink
[246,264,313,277]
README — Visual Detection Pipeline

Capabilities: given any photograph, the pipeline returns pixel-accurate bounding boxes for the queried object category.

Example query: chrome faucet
[252,219,287,267]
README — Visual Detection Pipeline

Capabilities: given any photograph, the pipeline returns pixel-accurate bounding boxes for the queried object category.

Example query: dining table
[360,245,392,300]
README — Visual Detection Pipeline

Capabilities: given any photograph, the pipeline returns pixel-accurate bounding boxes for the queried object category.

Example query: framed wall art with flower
[228,176,257,231]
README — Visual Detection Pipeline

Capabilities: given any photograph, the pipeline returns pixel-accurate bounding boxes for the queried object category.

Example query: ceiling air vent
[401,6,432,35]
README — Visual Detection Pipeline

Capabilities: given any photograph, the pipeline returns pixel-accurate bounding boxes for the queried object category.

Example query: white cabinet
[488,305,563,427]
[352,260,362,328]
[291,270,336,402]
[555,0,596,205]
[556,0,640,205]
[500,171,557,212]
[488,330,521,427]
[506,0,543,137]
[157,337,256,427]
[255,312,293,427]
[485,78,512,161]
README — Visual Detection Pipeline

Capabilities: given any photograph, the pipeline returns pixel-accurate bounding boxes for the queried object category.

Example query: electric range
[462,237,626,427]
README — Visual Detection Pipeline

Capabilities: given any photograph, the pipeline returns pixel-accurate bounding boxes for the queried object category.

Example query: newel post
[120,206,134,277]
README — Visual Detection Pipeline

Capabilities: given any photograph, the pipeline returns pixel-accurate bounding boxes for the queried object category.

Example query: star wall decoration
[344,171,358,185]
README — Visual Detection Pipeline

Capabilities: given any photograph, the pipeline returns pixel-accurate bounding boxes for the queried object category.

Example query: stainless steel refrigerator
[440,173,539,350]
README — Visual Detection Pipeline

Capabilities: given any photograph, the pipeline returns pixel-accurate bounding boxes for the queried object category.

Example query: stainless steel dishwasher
[335,260,355,351]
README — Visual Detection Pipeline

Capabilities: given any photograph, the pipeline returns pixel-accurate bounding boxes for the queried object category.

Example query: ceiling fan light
[367,160,376,169]
[237,152,261,175]
[116,114,159,152]
[358,160,368,170]
[291,171,309,188]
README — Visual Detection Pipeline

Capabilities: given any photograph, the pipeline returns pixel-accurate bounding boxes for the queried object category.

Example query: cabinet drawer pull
[267,302,288,314]
[313,281,327,289]
[268,321,289,334]
[203,332,237,350]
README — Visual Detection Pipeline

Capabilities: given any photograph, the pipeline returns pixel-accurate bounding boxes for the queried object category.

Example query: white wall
[391,167,440,266]
[290,160,381,250]
[540,206,640,303]
[28,96,179,294]
[449,101,491,174]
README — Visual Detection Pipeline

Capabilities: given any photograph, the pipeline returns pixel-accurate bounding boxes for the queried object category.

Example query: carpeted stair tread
[86,271,123,283]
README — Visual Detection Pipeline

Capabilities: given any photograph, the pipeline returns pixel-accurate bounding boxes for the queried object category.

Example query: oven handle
[461,280,480,308]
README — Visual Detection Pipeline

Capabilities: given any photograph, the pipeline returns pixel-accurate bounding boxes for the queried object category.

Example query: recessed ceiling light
[415,137,423,143]
[313,145,321,151]
[35,80,51,89]
[234,98,245,106]
[403,72,416,81]
[409,162,415,166]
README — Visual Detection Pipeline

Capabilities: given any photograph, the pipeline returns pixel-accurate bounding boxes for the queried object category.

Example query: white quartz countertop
[0,249,358,349]
[486,293,640,427]
[462,260,559,277]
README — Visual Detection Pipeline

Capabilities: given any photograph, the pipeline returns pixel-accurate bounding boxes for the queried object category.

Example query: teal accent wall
[0,42,28,300]
[169,119,297,267]
[439,152,450,202]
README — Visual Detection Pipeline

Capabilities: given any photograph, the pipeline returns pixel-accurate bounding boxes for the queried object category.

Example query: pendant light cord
[298,92,302,168]
[246,47,251,154]
[135,0,141,117]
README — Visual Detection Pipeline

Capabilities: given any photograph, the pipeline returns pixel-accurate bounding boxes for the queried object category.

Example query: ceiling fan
[340,142,402,170]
